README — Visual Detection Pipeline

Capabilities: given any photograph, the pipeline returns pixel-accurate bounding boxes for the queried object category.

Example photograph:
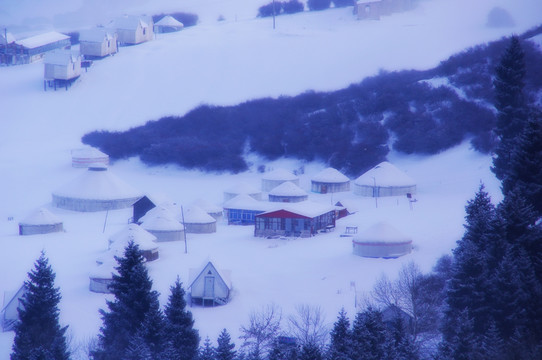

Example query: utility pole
[181,205,188,254]
[272,0,276,29]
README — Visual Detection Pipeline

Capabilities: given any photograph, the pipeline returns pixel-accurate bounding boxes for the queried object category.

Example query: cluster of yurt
[352,222,412,258]
[261,168,299,192]
[183,206,217,234]
[18,208,63,235]
[268,181,308,203]
[311,168,350,193]
[354,162,416,197]
[71,147,109,168]
[52,165,142,212]
[224,182,262,202]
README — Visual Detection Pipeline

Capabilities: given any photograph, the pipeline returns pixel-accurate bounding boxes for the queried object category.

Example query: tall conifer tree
[327,308,351,360]
[215,329,236,360]
[11,252,70,360]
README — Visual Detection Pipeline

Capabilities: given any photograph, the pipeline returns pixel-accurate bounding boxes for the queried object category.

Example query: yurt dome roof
[184,206,216,224]
[223,194,270,211]
[155,15,184,27]
[89,259,118,279]
[191,198,222,214]
[19,208,62,226]
[139,204,180,223]
[141,215,184,231]
[108,224,158,251]
[52,166,142,200]
[262,168,298,181]
[353,222,412,244]
[354,162,415,187]
[312,168,349,183]
[269,181,307,197]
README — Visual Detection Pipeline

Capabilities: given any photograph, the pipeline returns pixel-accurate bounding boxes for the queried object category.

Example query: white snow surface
[0,0,539,358]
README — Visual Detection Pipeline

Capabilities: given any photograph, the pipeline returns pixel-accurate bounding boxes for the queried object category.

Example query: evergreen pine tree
[199,337,215,360]
[350,307,389,360]
[93,241,159,360]
[11,252,70,360]
[134,295,169,359]
[164,278,199,360]
[327,308,351,360]
[215,329,236,360]
[502,110,542,215]
[298,342,323,360]
[492,36,528,182]
[387,313,419,360]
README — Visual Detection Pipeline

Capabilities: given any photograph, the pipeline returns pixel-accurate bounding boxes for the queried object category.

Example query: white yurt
[352,222,413,258]
[311,167,350,193]
[52,165,142,212]
[89,259,117,293]
[353,162,416,197]
[108,224,159,262]
[261,168,299,192]
[18,208,63,235]
[154,15,184,33]
[191,198,223,220]
[138,204,181,224]
[268,181,308,203]
[141,213,185,242]
[183,206,217,234]
[71,147,109,168]
[223,182,262,202]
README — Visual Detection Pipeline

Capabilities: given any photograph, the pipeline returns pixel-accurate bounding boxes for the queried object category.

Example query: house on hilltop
[43,50,81,90]
[189,261,231,307]
[79,28,118,58]
[14,31,71,63]
[113,15,153,45]
[154,15,184,33]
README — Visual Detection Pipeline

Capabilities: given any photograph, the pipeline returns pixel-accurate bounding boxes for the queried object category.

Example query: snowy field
[1,0,541,358]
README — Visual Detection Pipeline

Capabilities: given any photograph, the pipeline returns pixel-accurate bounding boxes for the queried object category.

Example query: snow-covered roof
[19,208,62,226]
[108,224,157,251]
[89,259,118,279]
[357,0,382,4]
[354,162,415,187]
[262,168,298,181]
[335,198,359,213]
[113,16,150,30]
[223,194,271,211]
[15,31,69,49]
[353,222,412,244]
[44,50,80,66]
[312,167,349,183]
[155,15,184,28]
[79,28,116,43]
[71,147,108,159]
[191,198,222,214]
[141,214,184,231]
[138,204,180,224]
[260,201,336,219]
[224,182,261,195]
[52,166,142,200]
[0,32,15,45]
[189,261,231,289]
[183,205,216,224]
[268,181,307,197]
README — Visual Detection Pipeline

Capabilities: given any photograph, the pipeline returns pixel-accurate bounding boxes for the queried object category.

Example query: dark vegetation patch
[82,29,542,175]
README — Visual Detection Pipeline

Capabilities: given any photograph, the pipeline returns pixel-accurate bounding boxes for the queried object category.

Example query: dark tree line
[82,28,542,176]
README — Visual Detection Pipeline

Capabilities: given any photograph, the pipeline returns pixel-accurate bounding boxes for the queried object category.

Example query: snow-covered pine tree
[11,252,70,360]
[93,241,159,360]
[164,278,199,360]
[492,36,528,182]
[215,329,236,360]
[503,110,542,216]
[199,337,215,360]
[350,307,389,360]
[134,295,169,359]
[327,308,351,360]
[298,342,323,360]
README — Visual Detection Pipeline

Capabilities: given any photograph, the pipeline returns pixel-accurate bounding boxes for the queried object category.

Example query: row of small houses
[1,15,184,90]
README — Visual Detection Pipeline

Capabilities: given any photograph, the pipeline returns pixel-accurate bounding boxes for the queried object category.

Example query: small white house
[353,162,416,197]
[154,15,184,33]
[261,168,299,192]
[113,15,153,45]
[352,222,413,258]
[1,284,26,331]
[79,28,118,58]
[44,50,81,81]
[355,0,383,20]
[268,181,308,203]
[18,208,63,236]
[189,261,231,306]
[311,168,350,193]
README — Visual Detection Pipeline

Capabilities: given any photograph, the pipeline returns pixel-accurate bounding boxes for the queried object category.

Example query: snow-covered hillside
[0,0,541,358]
